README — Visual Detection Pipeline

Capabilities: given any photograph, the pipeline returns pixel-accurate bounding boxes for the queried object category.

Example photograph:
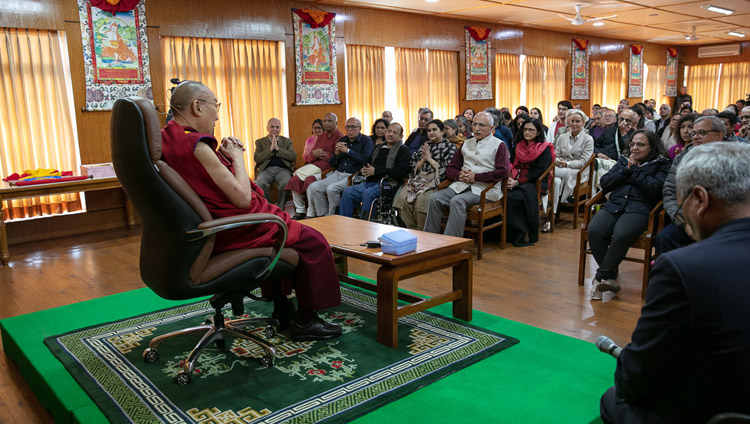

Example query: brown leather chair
[536,161,556,232]
[110,97,299,384]
[577,191,663,299]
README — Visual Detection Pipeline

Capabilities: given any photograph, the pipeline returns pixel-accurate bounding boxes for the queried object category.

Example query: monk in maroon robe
[161,81,341,341]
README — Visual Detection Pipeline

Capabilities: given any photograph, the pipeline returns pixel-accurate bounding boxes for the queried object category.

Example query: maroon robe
[285,128,342,194]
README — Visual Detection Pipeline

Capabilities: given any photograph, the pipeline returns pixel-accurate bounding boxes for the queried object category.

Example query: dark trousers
[588,210,649,281]
[600,387,667,424]
[654,223,694,256]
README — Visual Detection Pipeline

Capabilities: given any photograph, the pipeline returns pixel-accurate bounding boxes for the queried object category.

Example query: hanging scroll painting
[571,38,589,100]
[78,0,153,111]
[665,48,678,97]
[292,9,340,105]
[465,26,492,101]
[628,44,643,98]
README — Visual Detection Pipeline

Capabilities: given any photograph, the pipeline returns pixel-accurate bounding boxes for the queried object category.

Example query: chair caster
[260,355,274,367]
[143,348,159,363]
[175,371,191,385]
[264,326,275,338]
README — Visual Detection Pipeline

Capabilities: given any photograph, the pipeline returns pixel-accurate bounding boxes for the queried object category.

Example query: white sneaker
[598,279,621,293]
[590,279,602,300]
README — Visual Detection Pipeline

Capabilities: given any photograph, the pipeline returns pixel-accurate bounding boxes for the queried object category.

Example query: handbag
[293,163,321,180]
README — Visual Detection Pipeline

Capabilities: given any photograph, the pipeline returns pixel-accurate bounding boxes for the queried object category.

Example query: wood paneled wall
[0,0,688,243]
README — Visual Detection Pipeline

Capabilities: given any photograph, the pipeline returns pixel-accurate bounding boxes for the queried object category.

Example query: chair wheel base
[175,371,191,385]
[143,348,158,363]
[260,355,274,367]
[264,326,275,338]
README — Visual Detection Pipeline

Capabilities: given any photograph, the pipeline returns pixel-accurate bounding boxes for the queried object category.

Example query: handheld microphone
[170,78,181,85]
[596,335,622,359]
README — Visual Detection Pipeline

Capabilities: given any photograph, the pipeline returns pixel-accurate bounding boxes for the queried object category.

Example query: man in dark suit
[594,109,635,160]
[600,142,750,424]
[653,103,672,137]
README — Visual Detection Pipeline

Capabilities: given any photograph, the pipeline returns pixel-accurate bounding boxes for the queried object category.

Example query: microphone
[596,335,622,359]
[170,78,181,85]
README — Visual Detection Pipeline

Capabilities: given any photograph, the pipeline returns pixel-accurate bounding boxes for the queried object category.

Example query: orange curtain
[0,28,82,221]
[495,53,521,114]
[395,48,429,133]
[544,57,567,125]
[346,45,385,134]
[685,64,721,112]
[428,49,458,122]
[717,62,750,110]
[644,64,669,107]
[590,60,606,110]
[605,61,626,110]
[524,55,545,122]
[162,37,287,177]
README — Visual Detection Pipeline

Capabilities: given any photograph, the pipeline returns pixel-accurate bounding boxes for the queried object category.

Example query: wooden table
[0,176,133,266]
[303,215,473,348]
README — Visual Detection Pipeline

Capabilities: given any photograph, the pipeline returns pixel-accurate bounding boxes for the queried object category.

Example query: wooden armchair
[577,191,663,299]
[562,154,596,229]
[536,161,556,233]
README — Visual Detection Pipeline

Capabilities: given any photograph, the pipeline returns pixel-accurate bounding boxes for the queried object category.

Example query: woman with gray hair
[552,108,594,214]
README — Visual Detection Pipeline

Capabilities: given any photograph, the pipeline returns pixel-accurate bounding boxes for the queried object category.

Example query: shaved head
[170,80,210,112]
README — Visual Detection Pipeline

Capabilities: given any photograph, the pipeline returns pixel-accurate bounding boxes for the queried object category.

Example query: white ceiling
[312,0,750,45]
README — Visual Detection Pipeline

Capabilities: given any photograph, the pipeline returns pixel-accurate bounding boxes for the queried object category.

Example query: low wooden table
[303,215,473,348]
[0,176,133,266]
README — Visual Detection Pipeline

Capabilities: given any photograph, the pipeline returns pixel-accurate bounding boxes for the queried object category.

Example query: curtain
[428,49,458,123]
[605,61,626,110]
[395,48,428,133]
[162,36,287,177]
[495,53,521,114]
[544,57,567,123]
[0,28,81,221]
[717,62,750,110]
[346,45,385,134]
[590,60,606,110]
[524,55,545,122]
[685,64,721,112]
[644,64,668,107]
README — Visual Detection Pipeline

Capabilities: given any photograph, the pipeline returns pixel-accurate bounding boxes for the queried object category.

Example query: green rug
[1,281,615,424]
[43,286,517,423]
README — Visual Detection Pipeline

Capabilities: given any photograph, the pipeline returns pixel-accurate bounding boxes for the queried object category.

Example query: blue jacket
[329,134,374,174]
[600,155,671,216]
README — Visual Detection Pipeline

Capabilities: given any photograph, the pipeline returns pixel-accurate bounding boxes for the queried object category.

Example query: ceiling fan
[684,26,699,41]
[558,4,617,25]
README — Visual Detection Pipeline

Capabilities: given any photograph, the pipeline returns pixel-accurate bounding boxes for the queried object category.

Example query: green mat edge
[1,274,614,423]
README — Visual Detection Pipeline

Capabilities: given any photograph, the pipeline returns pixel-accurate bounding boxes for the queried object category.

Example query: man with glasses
[307,117,373,217]
[656,116,727,255]
[654,104,672,136]
[423,112,510,237]
[545,100,574,144]
[600,142,750,424]
[405,107,432,154]
[595,109,635,161]
[254,118,296,208]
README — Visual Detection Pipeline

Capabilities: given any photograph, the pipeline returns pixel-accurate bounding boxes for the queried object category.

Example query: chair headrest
[128,96,163,162]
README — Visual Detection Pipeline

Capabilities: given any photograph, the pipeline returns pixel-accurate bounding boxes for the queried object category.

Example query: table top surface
[303,215,473,266]
[0,176,120,198]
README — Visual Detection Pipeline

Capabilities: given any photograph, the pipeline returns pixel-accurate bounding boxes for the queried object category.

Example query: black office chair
[706,413,750,424]
[110,97,299,385]
[368,177,399,225]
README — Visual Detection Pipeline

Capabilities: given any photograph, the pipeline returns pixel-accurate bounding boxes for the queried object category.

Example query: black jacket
[594,126,632,160]
[600,155,671,216]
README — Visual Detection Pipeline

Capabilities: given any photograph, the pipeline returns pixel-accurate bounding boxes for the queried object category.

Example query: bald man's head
[169,80,219,134]
[170,81,211,112]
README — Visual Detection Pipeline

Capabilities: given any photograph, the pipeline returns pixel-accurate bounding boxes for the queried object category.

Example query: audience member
[381,110,393,123]
[462,107,475,124]
[161,81,341,341]
[701,108,718,116]
[672,85,692,112]
[679,104,693,115]
[552,109,594,213]
[592,104,602,115]
[660,113,680,150]
[653,104,671,135]
[510,113,529,141]
[286,113,342,219]
[443,119,466,147]
[254,118,296,208]
[739,106,750,139]
[546,100,573,143]
[485,107,514,148]
[630,104,655,132]
[515,105,529,116]
[339,122,410,219]
[423,112,510,237]
[588,130,670,300]
[405,107,433,154]
[616,100,628,115]
[668,113,699,159]
[394,119,457,230]
[595,109,635,160]
[370,118,388,146]
[645,98,656,109]
[455,115,472,139]
[588,110,606,141]
[303,119,323,159]
[716,111,745,142]
[600,142,750,424]
[307,117,373,217]
[529,107,549,136]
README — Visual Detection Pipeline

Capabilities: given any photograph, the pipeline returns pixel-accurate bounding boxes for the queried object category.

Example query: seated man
[595,109,635,160]
[160,80,341,341]
[404,107,432,154]
[423,111,510,237]
[600,142,750,424]
[254,118,296,208]
[307,117,373,217]
[338,122,411,219]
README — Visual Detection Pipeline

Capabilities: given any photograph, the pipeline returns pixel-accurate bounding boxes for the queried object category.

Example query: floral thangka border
[570,39,589,100]
[628,44,644,98]
[292,10,340,106]
[78,0,153,111]
[665,48,678,97]
[465,28,492,101]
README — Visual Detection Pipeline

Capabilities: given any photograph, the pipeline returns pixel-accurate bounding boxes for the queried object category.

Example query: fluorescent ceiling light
[593,22,604,26]
[425,0,439,2]
[704,5,734,15]
[728,31,746,37]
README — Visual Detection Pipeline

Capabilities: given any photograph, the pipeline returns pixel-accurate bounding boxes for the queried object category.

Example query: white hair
[676,142,750,204]
[566,108,588,122]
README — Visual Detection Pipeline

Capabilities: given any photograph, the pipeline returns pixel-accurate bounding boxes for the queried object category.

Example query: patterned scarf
[512,140,556,186]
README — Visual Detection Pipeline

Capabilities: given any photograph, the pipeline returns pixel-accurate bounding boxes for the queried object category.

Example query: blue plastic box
[378,229,418,255]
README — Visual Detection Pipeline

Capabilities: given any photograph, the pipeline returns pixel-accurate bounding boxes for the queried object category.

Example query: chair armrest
[646,201,664,238]
[575,154,596,186]
[582,191,606,230]
[478,179,506,208]
[188,213,289,280]
[322,168,334,177]
[535,161,555,195]
[347,170,361,186]
[437,179,451,190]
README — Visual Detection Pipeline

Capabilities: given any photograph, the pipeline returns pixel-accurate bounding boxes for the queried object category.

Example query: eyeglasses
[688,129,721,139]
[344,125,360,130]
[619,118,633,123]
[523,127,537,132]
[675,186,710,226]
[628,141,648,148]
[197,99,221,112]
[472,122,489,128]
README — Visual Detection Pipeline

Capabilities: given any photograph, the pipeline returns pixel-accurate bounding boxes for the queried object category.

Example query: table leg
[0,218,8,266]
[333,253,348,278]
[125,196,135,230]
[452,251,473,321]
[376,265,399,348]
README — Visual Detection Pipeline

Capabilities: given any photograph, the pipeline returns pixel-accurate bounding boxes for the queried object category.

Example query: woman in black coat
[589,130,671,300]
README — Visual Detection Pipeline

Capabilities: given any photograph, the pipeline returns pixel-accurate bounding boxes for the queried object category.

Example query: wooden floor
[0,214,646,423]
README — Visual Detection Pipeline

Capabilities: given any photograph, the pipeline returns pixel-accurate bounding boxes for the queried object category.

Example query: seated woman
[588,130,671,300]
[510,113,529,144]
[370,118,388,146]
[455,115,472,139]
[443,119,466,147]
[505,117,554,246]
[529,107,549,138]
[393,119,457,230]
[669,113,699,159]
[553,109,594,214]
[660,113,680,151]
[161,81,341,341]
[303,119,324,158]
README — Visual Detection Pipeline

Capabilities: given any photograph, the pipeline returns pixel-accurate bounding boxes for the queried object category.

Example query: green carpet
[1,281,614,424]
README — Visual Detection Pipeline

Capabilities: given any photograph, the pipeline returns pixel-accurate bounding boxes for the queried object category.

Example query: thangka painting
[465,26,492,101]
[571,38,589,100]
[628,44,644,98]
[78,0,153,111]
[666,48,678,97]
[292,9,340,105]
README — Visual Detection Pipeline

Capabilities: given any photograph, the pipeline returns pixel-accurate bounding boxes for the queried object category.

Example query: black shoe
[290,316,342,341]
[271,301,296,332]
[292,213,306,220]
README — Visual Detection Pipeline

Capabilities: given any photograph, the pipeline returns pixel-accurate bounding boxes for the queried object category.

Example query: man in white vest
[423,111,510,237]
